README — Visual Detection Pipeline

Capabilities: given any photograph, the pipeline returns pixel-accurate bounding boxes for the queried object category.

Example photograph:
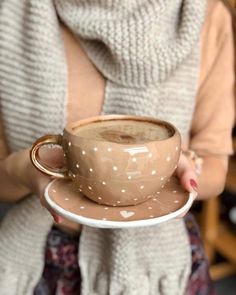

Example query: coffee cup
[30,115,181,206]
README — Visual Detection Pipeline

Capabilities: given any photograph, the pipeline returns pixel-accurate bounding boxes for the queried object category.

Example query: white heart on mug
[120,210,135,218]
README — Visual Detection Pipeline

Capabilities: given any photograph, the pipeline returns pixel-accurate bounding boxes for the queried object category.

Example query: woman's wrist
[5,149,33,194]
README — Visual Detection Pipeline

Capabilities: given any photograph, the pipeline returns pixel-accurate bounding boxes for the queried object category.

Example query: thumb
[176,154,198,197]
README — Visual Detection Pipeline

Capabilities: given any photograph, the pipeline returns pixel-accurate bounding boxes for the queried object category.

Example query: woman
[0,0,235,294]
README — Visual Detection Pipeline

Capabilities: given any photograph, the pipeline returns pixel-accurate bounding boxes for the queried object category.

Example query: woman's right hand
[4,146,65,222]
[6,146,83,231]
[28,146,66,222]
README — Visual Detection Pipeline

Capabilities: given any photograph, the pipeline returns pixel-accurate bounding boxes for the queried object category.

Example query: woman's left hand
[175,153,198,218]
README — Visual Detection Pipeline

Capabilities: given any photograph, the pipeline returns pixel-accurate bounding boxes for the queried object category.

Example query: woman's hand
[27,146,65,222]
[176,152,198,193]
[27,147,82,231]
[175,152,198,218]
[4,146,65,223]
[26,148,199,221]
[5,146,198,222]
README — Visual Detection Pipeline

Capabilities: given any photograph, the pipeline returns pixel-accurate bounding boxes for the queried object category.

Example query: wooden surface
[213,223,236,262]
[210,262,236,280]
[201,182,236,280]
[201,198,220,261]
[229,0,236,7]
[225,155,236,193]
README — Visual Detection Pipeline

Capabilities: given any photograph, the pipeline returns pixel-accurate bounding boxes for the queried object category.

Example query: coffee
[73,119,172,144]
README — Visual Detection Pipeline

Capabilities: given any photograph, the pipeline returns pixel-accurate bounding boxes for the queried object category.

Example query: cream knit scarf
[0,0,207,294]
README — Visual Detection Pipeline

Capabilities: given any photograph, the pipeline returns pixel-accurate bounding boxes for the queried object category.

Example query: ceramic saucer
[44,177,195,229]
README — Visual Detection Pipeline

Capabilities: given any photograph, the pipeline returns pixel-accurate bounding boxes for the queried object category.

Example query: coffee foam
[72,120,172,144]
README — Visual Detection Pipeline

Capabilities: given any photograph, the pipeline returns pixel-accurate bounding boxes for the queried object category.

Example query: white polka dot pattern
[47,176,191,223]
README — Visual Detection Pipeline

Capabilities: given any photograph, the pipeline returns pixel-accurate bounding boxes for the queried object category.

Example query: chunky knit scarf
[0,0,206,294]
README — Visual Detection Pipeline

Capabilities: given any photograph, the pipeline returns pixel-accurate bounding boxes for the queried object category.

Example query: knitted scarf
[0,0,207,294]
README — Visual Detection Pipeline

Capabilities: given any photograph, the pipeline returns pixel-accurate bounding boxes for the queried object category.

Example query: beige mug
[30,115,181,206]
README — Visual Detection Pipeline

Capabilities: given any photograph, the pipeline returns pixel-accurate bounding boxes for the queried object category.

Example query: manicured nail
[52,213,62,223]
[190,179,198,191]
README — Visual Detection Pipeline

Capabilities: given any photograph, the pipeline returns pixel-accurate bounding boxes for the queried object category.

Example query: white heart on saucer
[120,210,135,218]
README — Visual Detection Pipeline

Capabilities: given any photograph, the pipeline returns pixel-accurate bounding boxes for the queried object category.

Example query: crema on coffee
[73,119,172,144]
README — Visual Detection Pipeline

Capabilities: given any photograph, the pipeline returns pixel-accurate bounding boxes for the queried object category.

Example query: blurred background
[192,2,236,294]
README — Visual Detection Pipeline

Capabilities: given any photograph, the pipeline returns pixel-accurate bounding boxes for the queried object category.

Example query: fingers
[175,154,198,219]
[40,194,63,223]
[175,153,198,195]
[28,145,65,224]
[38,145,66,168]
[180,171,198,195]
[50,212,63,223]
[38,178,64,224]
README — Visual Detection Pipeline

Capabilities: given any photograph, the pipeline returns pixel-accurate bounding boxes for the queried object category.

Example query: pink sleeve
[190,1,235,156]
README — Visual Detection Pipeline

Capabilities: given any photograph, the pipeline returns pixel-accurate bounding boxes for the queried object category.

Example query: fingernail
[52,213,62,223]
[190,179,198,191]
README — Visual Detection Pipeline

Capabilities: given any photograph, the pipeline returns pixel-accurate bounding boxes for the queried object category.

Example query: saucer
[44,177,195,229]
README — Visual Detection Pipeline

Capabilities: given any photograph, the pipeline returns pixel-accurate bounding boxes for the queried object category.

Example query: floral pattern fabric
[34,227,81,295]
[185,213,216,295]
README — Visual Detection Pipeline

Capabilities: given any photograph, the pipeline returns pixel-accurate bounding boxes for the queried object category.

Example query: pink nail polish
[190,179,198,190]
[52,213,61,223]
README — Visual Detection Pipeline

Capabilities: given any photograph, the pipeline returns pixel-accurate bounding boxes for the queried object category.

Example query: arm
[182,154,229,200]
[0,117,64,202]
[0,149,31,202]
[188,1,235,200]
[0,147,63,203]
[0,118,30,202]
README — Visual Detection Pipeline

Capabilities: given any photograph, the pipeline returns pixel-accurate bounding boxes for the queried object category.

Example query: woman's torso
[62,24,105,124]
[57,24,105,232]
[59,20,195,232]
[1,0,233,232]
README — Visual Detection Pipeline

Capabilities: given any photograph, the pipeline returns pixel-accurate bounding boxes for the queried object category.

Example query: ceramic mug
[30,115,181,206]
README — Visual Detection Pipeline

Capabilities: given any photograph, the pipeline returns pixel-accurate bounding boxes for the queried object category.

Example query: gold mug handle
[30,134,68,178]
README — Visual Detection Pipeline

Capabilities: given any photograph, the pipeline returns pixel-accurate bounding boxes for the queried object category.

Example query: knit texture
[79,221,191,295]
[0,0,207,294]
[0,0,67,151]
[0,196,53,295]
[55,0,205,136]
